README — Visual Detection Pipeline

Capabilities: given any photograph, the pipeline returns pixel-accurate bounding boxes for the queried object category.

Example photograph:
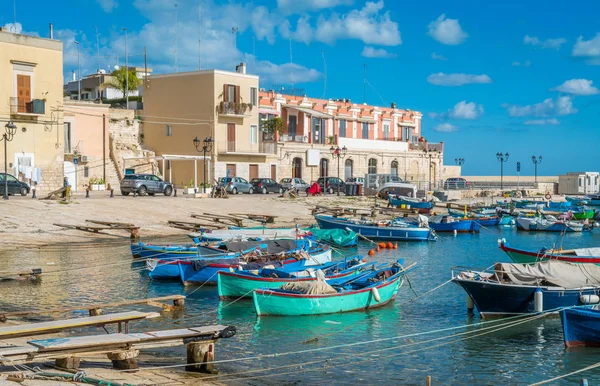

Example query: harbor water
[2,227,600,385]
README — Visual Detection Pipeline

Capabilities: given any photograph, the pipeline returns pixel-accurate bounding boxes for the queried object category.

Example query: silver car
[120,174,173,196]
[219,176,254,194]
[280,177,310,193]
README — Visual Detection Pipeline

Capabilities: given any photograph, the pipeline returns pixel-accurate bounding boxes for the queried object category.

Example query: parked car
[120,174,173,196]
[377,182,417,200]
[280,178,310,193]
[345,177,365,185]
[0,173,30,196]
[219,177,253,194]
[251,178,283,194]
[443,177,470,190]
[317,177,345,194]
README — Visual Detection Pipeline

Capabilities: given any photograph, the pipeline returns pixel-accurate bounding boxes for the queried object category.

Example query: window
[383,123,390,139]
[64,122,72,153]
[260,113,266,121]
[345,159,353,179]
[228,85,235,102]
[368,158,377,175]
[250,125,258,144]
[250,87,257,106]
[579,178,582,187]
[362,122,369,139]
[339,120,346,138]
[391,160,398,176]
[166,125,172,136]
[84,166,89,178]
[6,175,17,182]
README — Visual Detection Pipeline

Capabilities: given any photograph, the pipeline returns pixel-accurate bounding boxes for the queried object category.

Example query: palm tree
[101,67,142,99]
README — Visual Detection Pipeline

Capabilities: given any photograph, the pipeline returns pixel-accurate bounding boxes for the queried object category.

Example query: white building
[64,67,151,101]
[558,172,599,195]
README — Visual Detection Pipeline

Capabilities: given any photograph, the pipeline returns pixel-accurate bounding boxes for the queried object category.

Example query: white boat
[516,216,584,232]
[188,228,301,242]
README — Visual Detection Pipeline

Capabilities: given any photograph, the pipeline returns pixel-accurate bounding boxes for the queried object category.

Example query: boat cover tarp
[310,229,356,247]
[281,280,337,294]
[574,248,600,257]
[495,261,600,288]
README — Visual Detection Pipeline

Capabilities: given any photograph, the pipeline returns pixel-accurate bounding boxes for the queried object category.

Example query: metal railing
[219,141,277,155]
[9,97,45,115]
[279,134,308,143]
[467,181,538,190]
[217,101,251,116]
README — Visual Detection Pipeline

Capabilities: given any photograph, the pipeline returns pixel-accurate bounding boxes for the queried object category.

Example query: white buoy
[580,294,600,304]
[466,294,474,312]
[453,229,458,237]
[534,288,543,313]
[371,287,381,302]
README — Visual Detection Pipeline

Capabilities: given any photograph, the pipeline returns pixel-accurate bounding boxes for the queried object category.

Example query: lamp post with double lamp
[423,149,439,191]
[532,155,542,184]
[329,145,347,196]
[193,136,213,193]
[496,152,509,190]
[123,28,128,108]
[2,122,17,200]
[74,40,80,100]
[455,158,465,166]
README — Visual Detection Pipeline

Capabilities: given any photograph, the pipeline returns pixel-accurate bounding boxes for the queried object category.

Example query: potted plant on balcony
[260,117,285,141]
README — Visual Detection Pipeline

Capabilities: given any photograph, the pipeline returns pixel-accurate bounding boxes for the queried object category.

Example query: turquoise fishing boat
[252,261,415,316]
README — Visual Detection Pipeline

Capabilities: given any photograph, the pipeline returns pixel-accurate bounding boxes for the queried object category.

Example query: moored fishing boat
[516,216,584,232]
[308,228,358,247]
[189,228,301,243]
[498,239,600,264]
[567,195,600,206]
[388,195,434,214]
[452,260,600,317]
[560,307,600,347]
[253,260,416,316]
[427,215,480,233]
[314,214,436,241]
[217,257,368,298]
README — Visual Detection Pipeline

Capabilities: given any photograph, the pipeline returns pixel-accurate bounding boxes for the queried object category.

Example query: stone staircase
[106,159,121,191]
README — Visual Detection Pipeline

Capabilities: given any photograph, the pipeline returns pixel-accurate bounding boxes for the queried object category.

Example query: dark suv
[317,177,345,194]
[443,177,470,190]
[250,178,283,194]
[120,174,173,196]
[0,173,30,196]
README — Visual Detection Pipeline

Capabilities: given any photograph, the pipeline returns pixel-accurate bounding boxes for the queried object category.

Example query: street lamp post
[74,40,80,100]
[455,158,465,166]
[2,122,17,200]
[424,149,439,191]
[496,152,509,190]
[123,28,128,108]
[329,145,348,196]
[532,155,542,184]
[193,136,213,193]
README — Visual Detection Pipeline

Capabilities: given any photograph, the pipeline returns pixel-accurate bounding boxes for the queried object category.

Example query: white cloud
[572,33,600,58]
[524,118,560,126]
[512,60,531,67]
[427,14,468,45]
[504,96,577,117]
[362,46,396,58]
[3,22,22,34]
[427,73,491,86]
[430,100,483,120]
[276,0,353,15]
[553,79,599,96]
[314,1,401,46]
[251,6,277,44]
[433,123,458,133]
[431,52,447,61]
[254,60,322,84]
[279,16,314,44]
[97,0,117,12]
[523,35,567,50]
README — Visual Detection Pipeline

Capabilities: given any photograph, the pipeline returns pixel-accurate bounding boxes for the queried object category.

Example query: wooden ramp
[0,324,236,373]
[53,220,140,239]
[167,220,226,232]
[229,213,277,224]
[0,268,42,281]
[191,212,246,227]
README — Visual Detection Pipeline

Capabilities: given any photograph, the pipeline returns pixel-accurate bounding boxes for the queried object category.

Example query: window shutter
[223,84,229,102]
[235,85,240,103]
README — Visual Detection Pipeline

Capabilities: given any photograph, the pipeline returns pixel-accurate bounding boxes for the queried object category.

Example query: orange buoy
[394,242,398,249]
[376,246,381,252]
[387,242,394,249]
[368,249,375,256]
[378,242,387,249]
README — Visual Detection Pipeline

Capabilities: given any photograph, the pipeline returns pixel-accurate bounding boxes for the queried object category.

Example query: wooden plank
[86,220,135,227]
[0,346,39,356]
[29,334,140,350]
[145,328,201,339]
[189,325,230,334]
[0,295,185,319]
[0,311,157,339]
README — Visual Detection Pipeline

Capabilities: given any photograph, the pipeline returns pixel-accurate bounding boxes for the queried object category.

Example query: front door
[226,164,236,177]
[249,164,259,180]
[271,165,276,180]
[320,159,328,177]
[17,74,31,113]
[227,123,236,151]
[292,158,302,179]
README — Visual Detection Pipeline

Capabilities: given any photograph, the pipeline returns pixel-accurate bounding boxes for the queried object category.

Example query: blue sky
[2,0,600,176]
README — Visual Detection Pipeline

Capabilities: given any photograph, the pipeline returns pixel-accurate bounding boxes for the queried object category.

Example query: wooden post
[186,341,217,374]
[55,357,80,370]
[108,350,139,371]
[89,308,103,316]
[426,375,431,386]
[173,298,185,307]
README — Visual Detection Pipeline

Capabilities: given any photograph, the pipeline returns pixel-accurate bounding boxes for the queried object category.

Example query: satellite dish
[114,65,120,70]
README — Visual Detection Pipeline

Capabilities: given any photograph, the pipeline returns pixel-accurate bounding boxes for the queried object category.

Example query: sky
[2,0,600,176]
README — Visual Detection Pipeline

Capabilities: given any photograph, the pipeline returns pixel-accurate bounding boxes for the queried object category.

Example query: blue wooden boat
[217,257,369,298]
[388,195,434,213]
[560,307,600,347]
[447,210,501,227]
[314,215,436,242]
[426,215,480,233]
[567,195,600,206]
[452,260,600,317]
[189,228,301,243]
[548,201,572,209]
[252,260,417,316]
[179,246,332,285]
[131,243,200,260]
[498,215,515,225]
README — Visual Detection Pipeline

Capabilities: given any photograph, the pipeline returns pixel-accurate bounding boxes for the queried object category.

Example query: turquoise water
[1,227,600,384]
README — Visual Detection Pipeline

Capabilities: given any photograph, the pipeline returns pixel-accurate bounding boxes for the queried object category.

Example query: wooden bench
[0,324,236,373]
[0,311,159,340]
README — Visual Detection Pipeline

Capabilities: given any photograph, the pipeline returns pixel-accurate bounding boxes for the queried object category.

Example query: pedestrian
[62,176,70,198]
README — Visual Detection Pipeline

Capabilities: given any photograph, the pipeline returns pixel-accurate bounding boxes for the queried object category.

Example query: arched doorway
[391,160,398,176]
[292,157,302,178]
[344,159,353,180]
[63,161,76,191]
[368,158,377,175]
[320,158,329,177]
[410,160,419,181]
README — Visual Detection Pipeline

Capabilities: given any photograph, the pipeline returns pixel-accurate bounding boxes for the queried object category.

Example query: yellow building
[0,28,64,191]
[142,64,278,189]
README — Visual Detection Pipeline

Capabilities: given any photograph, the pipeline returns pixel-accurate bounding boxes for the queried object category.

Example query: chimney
[72,71,76,82]
[49,23,53,39]
[391,102,396,109]
[235,62,246,74]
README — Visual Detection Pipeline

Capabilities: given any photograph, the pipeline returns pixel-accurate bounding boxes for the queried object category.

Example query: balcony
[338,137,409,152]
[218,141,277,155]
[217,101,252,117]
[10,97,45,116]
[279,134,308,143]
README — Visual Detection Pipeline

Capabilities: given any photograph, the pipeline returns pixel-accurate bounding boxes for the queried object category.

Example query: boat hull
[131,243,198,260]
[516,217,583,232]
[560,308,600,347]
[147,260,181,280]
[315,215,435,241]
[253,276,402,316]
[499,241,600,264]
[429,220,480,233]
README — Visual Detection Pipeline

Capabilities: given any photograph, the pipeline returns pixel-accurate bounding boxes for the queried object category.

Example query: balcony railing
[217,101,252,117]
[279,134,308,143]
[10,97,45,115]
[219,141,277,155]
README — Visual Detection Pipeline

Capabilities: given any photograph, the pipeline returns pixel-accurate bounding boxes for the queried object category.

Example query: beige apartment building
[142,65,278,188]
[0,28,64,191]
